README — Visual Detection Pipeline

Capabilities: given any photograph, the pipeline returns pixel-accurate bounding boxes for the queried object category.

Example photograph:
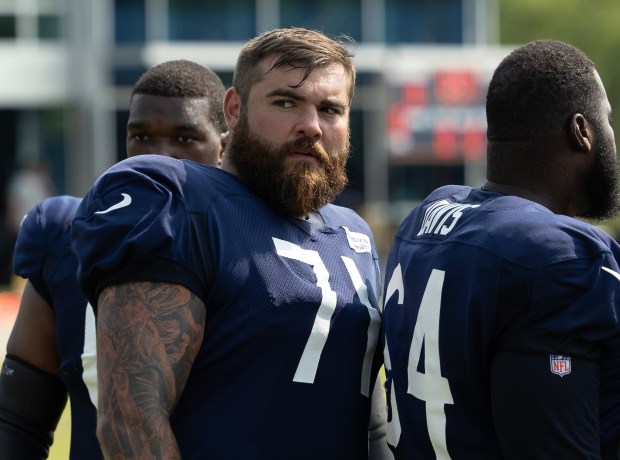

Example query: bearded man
[71,27,390,459]
[382,39,620,460]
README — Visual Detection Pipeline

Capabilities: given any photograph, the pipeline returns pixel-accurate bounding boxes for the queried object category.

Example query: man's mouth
[288,148,319,162]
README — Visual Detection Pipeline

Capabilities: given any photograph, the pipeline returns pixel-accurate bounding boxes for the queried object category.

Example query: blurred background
[1,0,620,287]
[0,0,620,457]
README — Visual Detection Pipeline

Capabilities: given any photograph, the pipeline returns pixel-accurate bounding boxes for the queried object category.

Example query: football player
[383,40,620,459]
[0,59,228,458]
[72,27,390,459]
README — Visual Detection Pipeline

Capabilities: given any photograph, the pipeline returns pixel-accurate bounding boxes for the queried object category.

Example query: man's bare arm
[96,281,205,459]
[7,281,59,374]
[0,281,67,457]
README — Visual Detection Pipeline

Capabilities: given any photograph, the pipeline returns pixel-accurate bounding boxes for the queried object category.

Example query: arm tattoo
[96,281,205,459]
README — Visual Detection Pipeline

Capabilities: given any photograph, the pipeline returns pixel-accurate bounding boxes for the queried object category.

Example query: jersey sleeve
[492,251,620,459]
[71,155,206,307]
[495,250,620,355]
[13,196,80,307]
[600,337,620,458]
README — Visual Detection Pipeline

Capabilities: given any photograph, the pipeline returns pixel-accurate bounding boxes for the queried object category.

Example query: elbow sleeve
[0,355,68,459]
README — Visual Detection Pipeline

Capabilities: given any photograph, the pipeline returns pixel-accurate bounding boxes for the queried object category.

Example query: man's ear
[217,131,228,166]
[223,88,241,131]
[569,113,592,153]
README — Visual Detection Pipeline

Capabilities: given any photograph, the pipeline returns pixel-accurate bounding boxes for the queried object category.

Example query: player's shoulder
[110,154,228,180]
[96,155,242,202]
[425,184,474,203]
[321,202,374,234]
[483,196,620,267]
[37,194,82,222]
[483,195,617,257]
[395,184,478,235]
[20,194,81,239]
[180,159,250,200]
[397,185,619,264]
[98,154,206,187]
[14,195,81,280]
[409,184,480,216]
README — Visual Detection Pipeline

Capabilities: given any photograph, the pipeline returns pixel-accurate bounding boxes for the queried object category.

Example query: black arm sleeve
[0,355,68,459]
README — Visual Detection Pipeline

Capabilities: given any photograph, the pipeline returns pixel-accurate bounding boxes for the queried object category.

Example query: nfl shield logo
[550,354,571,377]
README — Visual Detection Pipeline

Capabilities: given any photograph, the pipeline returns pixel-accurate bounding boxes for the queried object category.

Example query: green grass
[49,405,71,459]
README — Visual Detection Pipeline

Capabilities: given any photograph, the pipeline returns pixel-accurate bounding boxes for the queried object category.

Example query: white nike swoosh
[602,266,620,282]
[95,193,132,214]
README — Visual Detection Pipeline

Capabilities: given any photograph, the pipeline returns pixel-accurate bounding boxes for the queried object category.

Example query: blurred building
[0,0,511,266]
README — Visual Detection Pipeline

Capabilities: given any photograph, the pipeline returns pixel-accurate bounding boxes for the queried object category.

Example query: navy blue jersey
[12,195,102,459]
[383,185,620,459]
[72,154,383,459]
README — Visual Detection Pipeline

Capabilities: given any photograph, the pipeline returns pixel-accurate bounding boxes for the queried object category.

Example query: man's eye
[275,99,294,108]
[178,136,193,143]
[322,106,343,115]
[130,134,149,141]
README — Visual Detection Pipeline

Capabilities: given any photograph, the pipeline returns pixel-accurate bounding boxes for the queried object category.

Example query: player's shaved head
[132,59,227,133]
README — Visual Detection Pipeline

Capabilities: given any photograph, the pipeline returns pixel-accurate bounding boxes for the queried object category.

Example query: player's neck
[482,181,557,213]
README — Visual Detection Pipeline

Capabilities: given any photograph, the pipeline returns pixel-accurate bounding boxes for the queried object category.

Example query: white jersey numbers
[273,237,380,396]
[409,269,453,458]
[384,265,454,459]
[383,264,404,447]
[342,255,381,396]
[81,302,98,409]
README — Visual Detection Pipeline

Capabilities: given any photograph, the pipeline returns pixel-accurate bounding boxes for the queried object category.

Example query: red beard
[227,112,350,217]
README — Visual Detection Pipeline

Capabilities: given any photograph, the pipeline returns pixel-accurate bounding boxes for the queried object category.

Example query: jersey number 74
[384,264,454,459]
[274,237,381,397]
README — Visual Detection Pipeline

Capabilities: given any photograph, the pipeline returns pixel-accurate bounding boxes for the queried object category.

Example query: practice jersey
[382,185,620,459]
[12,195,102,459]
[72,154,383,459]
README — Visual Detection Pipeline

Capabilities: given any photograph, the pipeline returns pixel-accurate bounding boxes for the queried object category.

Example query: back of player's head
[131,60,227,133]
[486,40,601,145]
[232,27,356,104]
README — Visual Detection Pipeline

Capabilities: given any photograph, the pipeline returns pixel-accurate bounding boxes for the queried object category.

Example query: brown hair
[232,27,356,104]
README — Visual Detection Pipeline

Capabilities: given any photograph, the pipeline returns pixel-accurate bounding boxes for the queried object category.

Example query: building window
[385,0,462,44]
[115,0,145,43]
[0,16,15,38]
[169,0,255,41]
[280,0,361,41]
[38,14,62,39]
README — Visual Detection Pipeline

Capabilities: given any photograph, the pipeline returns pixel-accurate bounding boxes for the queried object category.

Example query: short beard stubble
[578,120,620,220]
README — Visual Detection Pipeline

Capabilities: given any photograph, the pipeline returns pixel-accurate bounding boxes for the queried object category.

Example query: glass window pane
[38,15,62,39]
[385,0,462,44]
[169,0,255,41]
[115,0,145,43]
[40,108,68,193]
[0,16,15,39]
[280,0,361,42]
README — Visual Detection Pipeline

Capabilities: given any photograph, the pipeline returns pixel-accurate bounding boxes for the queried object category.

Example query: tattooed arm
[95,281,206,460]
